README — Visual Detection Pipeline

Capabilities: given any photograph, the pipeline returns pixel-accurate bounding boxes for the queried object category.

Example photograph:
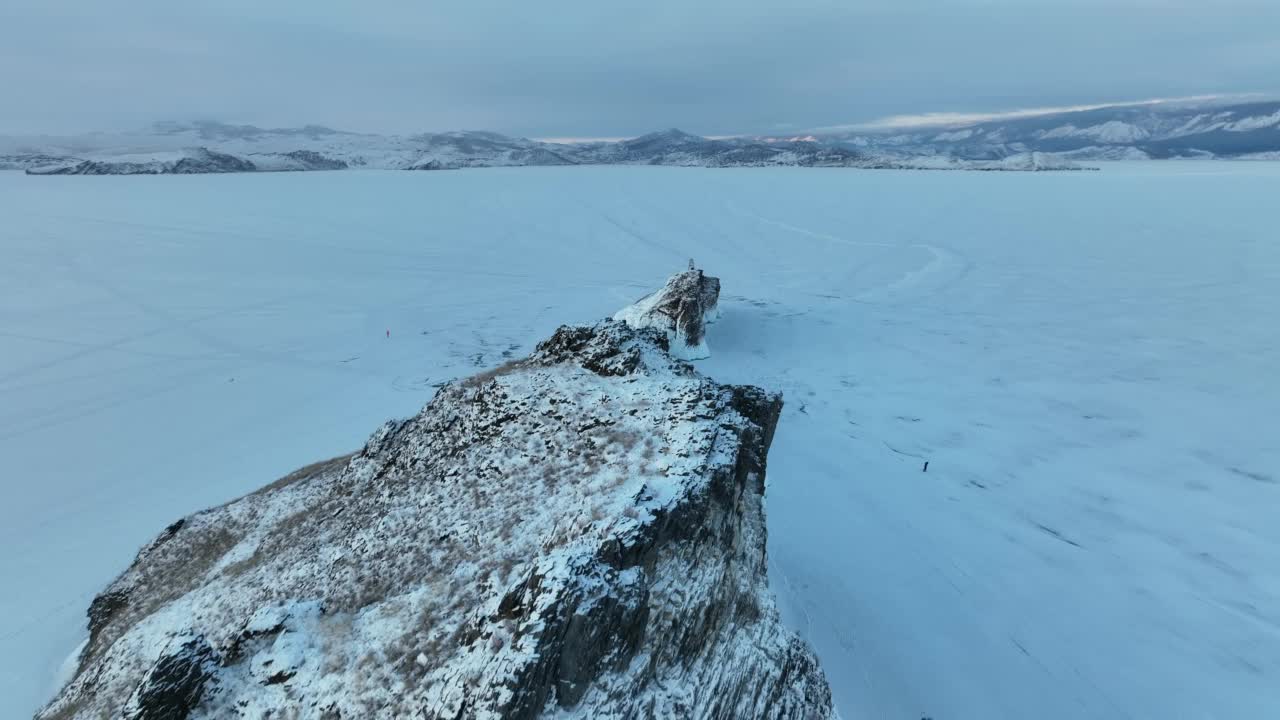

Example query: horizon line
[3,93,1274,141]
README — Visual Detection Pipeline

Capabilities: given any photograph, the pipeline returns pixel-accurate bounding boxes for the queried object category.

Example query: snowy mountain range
[814,99,1280,160]
[4,99,1277,176]
[1,122,1078,175]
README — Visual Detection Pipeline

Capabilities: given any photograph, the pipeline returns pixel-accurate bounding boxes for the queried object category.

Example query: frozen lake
[2,163,1278,718]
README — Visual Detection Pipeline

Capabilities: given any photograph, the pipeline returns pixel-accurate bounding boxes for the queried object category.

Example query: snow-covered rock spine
[38,320,835,720]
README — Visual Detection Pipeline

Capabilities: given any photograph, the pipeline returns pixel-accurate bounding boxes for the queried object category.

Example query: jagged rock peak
[40,319,835,720]
[613,265,721,360]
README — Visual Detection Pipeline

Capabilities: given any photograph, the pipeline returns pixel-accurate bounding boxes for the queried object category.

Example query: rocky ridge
[38,317,836,720]
[813,98,1280,160]
[9,121,1083,175]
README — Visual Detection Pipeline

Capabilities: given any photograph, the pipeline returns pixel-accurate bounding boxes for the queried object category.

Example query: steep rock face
[39,320,834,720]
[614,266,721,360]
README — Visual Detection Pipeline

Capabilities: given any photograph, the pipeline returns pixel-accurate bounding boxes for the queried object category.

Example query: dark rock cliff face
[39,320,835,720]
[121,634,220,720]
[614,267,722,360]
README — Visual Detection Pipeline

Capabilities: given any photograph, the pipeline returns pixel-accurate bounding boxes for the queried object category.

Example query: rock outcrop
[39,320,834,720]
[614,265,721,360]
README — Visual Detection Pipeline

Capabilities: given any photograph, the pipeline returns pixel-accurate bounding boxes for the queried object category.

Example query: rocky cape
[38,319,836,719]
[614,265,722,361]
[9,122,1085,175]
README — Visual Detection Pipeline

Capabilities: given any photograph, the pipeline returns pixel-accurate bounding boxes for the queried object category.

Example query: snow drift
[38,319,834,720]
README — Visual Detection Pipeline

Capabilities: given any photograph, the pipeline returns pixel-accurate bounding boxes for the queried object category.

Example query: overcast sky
[4,0,1278,137]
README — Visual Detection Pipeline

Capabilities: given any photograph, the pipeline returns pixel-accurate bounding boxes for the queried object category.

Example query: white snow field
[2,163,1278,719]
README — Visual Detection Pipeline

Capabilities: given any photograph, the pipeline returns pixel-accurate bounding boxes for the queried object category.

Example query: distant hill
[808,100,1280,160]
[6,100,1278,175]
[6,122,1075,175]
[4,122,897,174]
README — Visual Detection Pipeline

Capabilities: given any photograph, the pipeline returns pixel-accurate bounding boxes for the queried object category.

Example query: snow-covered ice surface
[2,162,1278,719]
